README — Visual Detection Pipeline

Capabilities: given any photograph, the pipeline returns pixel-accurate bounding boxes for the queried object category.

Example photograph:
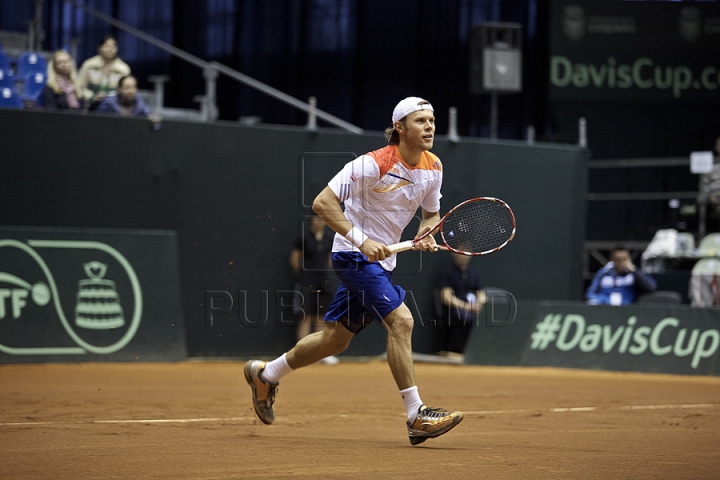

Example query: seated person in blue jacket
[96,75,151,117]
[586,247,657,305]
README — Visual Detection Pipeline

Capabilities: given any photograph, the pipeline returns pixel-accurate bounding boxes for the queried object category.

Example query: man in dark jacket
[96,75,151,117]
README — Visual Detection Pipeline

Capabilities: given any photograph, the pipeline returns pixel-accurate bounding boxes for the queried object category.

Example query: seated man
[95,75,151,117]
[586,247,657,305]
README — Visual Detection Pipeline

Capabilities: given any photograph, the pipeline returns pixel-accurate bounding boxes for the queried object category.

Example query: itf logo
[0,238,142,356]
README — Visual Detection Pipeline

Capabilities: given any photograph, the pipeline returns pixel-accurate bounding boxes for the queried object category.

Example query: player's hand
[413,226,438,252]
[360,239,392,263]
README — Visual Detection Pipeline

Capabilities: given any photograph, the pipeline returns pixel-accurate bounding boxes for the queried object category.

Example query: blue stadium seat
[21,71,46,103]
[17,52,47,77]
[0,51,11,74]
[0,85,23,108]
[0,68,15,88]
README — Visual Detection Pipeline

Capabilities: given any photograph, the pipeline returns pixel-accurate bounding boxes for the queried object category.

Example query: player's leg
[286,320,353,368]
[383,305,464,445]
[312,315,341,364]
[244,317,353,425]
[313,285,341,364]
[382,304,416,390]
[244,254,362,424]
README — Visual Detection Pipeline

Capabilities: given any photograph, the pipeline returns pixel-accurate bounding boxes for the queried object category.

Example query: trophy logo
[679,7,701,43]
[563,5,585,41]
[75,261,125,330]
[0,238,142,356]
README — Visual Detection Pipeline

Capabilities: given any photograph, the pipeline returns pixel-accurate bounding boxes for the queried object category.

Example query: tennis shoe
[407,405,463,445]
[244,360,278,425]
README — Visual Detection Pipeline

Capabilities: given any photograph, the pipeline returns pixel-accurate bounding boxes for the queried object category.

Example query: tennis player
[245,97,463,445]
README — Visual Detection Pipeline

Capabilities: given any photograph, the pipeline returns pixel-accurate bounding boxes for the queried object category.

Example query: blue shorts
[324,252,406,334]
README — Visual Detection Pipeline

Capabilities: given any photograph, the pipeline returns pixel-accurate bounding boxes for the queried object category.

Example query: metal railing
[586,157,699,202]
[63,0,363,133]
[585,156,708,255]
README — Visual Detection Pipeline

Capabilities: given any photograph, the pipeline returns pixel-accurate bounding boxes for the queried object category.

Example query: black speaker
[469,23,523,94]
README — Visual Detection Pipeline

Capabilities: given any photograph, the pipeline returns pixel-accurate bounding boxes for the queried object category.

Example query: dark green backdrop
[0,110,588,357]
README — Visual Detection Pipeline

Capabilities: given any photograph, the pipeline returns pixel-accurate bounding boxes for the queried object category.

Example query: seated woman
[42,49,86,110]
[78,35,131,109]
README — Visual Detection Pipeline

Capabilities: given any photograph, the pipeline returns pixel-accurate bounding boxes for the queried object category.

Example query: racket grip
[387,240,416,254]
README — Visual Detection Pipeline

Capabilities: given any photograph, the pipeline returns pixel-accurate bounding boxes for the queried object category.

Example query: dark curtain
[0,0,543,137]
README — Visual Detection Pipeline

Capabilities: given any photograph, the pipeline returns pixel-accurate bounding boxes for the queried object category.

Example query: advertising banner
[0,227,186,363]
[466,301,720,376]
[549,0,720,103]
[523,303,720,375]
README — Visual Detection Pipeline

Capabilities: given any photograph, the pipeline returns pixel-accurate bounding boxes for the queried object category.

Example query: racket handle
[387,240,416,254]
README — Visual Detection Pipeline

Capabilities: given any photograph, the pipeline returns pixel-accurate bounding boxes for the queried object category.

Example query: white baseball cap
[392,97,434,123]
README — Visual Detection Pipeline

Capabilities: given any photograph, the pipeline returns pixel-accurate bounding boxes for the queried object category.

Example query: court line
[550,407,597,413]
[619,403,716,411]
[93,417,251,424]
[1,404,717,427]
[463,403,717,416]
[0,417,250,427]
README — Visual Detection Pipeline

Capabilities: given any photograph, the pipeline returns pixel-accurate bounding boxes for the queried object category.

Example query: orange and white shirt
[327,144,443,271]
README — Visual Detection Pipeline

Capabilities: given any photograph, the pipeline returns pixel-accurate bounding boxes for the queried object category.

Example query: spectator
[699,136,720,233]
[290,214,338,365]
[42,49,85,111]
[435,252,486,359]
[586,247,657,305]
[78,35,130,108]
[95,75,151,117]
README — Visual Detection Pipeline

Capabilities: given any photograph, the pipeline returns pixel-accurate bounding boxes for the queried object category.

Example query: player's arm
[312,186,391,263]
[413,208,440,251]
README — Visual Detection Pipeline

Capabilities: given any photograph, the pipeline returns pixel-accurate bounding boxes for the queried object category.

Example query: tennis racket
[387,197,516,256]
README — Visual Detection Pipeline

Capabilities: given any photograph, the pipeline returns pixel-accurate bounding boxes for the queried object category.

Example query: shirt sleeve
[327,155,379,203]
[420,168,443,213]
[633,270,657,294]
[585,268,605,304]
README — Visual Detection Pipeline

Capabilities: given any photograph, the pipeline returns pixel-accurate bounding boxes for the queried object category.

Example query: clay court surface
[1,361,720,479]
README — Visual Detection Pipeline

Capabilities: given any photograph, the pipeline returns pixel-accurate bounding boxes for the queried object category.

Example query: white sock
[399,386,424,424]
[261,353,294,384]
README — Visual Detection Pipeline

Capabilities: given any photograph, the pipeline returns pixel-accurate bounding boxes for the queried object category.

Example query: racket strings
[441,200,514,254]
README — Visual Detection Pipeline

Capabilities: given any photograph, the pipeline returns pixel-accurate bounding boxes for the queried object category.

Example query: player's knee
[385,310,414,337]
[328,335,351,355]
[322,326,352,354]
